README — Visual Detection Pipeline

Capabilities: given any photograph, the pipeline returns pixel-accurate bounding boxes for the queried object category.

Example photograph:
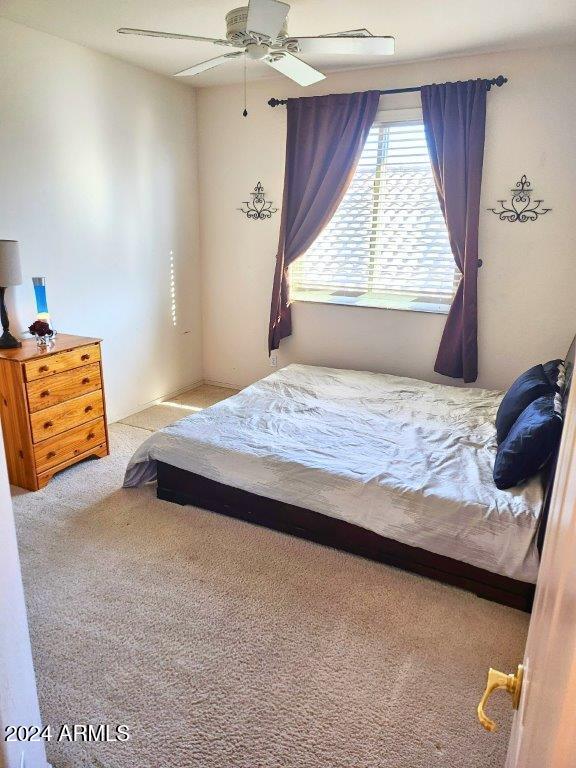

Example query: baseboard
[111,379,204,423]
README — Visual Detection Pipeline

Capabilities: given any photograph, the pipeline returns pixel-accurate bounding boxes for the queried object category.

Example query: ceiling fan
[118,0,395,87]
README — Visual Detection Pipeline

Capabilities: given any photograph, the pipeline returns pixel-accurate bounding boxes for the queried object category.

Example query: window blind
[290,114,458,313]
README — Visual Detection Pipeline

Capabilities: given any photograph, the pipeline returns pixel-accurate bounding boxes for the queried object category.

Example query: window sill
[290,291,451,315]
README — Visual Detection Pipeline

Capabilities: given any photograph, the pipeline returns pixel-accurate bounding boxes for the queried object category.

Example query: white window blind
[290,108,458,313]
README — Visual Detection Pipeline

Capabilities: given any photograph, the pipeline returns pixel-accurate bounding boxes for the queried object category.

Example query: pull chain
[243,53,248,117]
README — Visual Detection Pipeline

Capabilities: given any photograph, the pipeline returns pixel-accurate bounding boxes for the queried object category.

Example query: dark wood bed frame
[156,339,574,614]
[158,462,537,611]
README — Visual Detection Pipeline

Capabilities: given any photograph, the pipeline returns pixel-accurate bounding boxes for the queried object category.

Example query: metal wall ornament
[488,175,551,223]
[238,182,278,220]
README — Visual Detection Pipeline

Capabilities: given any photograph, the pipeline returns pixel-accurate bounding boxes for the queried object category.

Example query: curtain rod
[267,75,508,107]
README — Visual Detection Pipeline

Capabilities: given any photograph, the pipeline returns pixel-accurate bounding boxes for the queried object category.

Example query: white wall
[0,19,202,422]
[0,436,48,768]
[1,28,575,406]
[197,46,576,391]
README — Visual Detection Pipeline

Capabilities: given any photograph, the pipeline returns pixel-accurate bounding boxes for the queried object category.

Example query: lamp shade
[0,241,22,287]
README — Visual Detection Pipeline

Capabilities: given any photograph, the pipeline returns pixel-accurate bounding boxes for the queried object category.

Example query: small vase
[35,333,54,349]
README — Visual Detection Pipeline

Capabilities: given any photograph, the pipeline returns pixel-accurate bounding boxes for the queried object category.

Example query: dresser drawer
[30,390,105,444]
[34,418,107,473]
[24,343,101,381]
[27,362,102,413]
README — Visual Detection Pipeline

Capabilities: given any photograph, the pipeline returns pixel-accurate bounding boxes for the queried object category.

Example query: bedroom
[0,1,575,767]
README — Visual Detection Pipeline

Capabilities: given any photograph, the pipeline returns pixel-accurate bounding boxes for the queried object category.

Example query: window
[290,108,458,314]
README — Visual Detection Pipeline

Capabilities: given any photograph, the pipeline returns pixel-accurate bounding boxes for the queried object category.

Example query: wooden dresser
[0,334,109,490]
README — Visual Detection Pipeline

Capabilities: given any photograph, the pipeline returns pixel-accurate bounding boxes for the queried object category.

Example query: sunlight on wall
[169,250,177,327]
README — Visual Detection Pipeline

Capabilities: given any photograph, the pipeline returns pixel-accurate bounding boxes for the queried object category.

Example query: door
[0,437,49,768]
[476,370,576,767]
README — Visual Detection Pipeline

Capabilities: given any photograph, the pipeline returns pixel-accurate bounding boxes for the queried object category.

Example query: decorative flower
[29,320,52,336]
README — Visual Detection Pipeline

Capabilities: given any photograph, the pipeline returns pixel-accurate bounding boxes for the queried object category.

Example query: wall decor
[238,182,278,220]
[488,175,551,222]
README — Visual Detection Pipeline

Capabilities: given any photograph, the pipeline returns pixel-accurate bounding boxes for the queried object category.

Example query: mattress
[124,364,543,583]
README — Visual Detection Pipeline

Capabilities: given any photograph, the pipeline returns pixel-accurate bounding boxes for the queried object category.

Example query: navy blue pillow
[543,359,563,389]
[493,395,562,490]
[496,363,558,444]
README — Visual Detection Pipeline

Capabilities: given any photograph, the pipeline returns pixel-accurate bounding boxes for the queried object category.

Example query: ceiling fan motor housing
[225,6,288,45]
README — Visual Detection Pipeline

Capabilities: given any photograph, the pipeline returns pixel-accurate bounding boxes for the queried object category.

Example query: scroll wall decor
[488,175,551,222]
[238,182,278,220]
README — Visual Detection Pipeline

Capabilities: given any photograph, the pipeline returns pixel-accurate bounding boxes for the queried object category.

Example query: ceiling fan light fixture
[246,42,270,60]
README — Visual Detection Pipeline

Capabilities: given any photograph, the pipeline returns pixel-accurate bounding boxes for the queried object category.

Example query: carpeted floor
[12,386,529,768]
[119,384,239,432]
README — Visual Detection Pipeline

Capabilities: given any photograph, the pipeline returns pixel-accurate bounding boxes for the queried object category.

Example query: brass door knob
[477,664,523,732]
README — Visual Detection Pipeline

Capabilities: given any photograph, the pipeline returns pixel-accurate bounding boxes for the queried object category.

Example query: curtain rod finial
[487,75,508,90]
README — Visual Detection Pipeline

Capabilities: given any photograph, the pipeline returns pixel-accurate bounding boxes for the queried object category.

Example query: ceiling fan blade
[291,36,395,55]
[246,0,289,39]
[322,29,374,37]
[174,52,243,77]
[264,52,325,86]
[118,28,230,46]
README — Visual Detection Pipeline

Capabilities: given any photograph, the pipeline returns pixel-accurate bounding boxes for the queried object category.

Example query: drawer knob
[81,354,90,361]
[82,377,90,385]
[40,390,50,398]
[39,365,49,372]
[84,405,93,413]
[46,451,56,459]
[43,421,53,429]
[87,432,95,440]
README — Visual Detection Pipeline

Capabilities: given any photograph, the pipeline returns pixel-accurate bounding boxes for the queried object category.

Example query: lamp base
[0,330,22,349]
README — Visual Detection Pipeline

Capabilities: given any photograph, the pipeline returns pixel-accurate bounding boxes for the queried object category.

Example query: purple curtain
[268,90,380,352]
[421,80,487,383]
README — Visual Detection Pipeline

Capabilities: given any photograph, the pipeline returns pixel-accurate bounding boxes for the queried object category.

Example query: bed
[124,362,568,611]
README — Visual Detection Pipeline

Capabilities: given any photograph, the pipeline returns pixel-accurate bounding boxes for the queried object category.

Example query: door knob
[477,664,523,732]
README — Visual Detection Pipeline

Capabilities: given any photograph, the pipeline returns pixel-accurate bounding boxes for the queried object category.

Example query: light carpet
[13,418,529,768]
[119,384,239,432]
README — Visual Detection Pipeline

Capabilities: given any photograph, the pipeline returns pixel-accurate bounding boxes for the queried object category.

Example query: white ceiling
[2,0,576,87]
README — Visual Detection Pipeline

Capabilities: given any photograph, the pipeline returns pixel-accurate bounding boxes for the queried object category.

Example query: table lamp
[0,240,23,349]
